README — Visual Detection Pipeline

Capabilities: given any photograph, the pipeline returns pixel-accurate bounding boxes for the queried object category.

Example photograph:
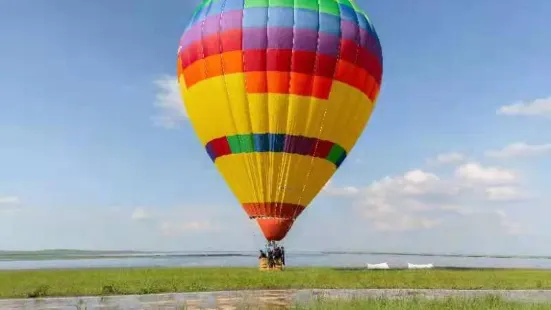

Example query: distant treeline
[0,250,253,261]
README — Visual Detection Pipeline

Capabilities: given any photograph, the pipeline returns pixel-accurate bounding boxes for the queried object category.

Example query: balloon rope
[218,0,262,227]
[264,0,273,220]
[293,0,335,222]
[275,1,297,221]
[228,0,263,213]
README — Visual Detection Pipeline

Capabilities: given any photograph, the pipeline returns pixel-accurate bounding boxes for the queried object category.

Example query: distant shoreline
[0,249,550,261]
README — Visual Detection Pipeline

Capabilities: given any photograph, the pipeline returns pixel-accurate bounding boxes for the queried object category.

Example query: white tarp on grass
[407,263,434,269]
[366,262,390,269]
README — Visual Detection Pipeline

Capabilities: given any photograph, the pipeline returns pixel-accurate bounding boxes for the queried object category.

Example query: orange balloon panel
[177,0,383,241]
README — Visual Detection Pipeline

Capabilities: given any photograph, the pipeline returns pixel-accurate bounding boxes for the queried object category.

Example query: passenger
[274,246,281,264]
[281,246,285,266]
[259,250,267,259]
[267,248,274,268]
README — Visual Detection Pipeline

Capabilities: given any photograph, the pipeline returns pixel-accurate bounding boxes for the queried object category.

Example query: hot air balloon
[177,0,383,244]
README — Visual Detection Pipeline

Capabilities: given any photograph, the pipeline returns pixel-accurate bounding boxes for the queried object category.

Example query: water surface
[1,251,550,270]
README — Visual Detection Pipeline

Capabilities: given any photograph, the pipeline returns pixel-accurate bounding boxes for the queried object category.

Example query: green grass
[288,296,551,310]
[1,267,551,299]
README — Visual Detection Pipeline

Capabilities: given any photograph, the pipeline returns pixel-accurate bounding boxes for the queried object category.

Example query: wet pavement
[2,289,551,309]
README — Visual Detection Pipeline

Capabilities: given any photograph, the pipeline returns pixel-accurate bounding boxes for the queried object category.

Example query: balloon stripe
[198,0,362,18]
[244,0,340,16]
[242,202,304,219]
[179,76,375,151]
[205,133,347,168]
[180,11,381,60]
[183,59,377,100]
[180,32,381,78]
[181,51,379,99]
[191,2,372,33]
[241,202,306,241]
[243,72,333,99]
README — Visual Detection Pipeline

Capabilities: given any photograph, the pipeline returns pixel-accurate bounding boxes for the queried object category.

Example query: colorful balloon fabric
[177,0,383,241]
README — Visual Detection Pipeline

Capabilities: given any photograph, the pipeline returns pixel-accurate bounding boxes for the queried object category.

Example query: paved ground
[2,289,551,310]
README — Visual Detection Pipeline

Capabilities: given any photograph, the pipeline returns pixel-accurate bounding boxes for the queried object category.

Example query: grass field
[289,296,551,310]
[1,267,551,299]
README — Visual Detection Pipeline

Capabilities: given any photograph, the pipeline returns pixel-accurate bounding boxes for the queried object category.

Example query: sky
[1,0,550,254]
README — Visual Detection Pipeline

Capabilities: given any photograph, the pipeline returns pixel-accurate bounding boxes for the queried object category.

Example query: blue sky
[1,0,550,254]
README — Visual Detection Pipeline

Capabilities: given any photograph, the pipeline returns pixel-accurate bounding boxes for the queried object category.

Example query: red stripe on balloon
[179,35,380,100]
[181,57,377,100]
[179,29,382,83]
[242,202,305,241]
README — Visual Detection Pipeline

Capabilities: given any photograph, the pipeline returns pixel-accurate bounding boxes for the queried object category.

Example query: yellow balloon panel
[178,73,376,152]
[214,153,336,207]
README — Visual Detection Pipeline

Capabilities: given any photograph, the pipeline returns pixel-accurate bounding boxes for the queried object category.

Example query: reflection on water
[1,252,551,270]
[3,289,551,310]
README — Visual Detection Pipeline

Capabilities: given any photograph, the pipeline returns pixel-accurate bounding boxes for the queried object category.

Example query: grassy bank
[290,296,551,310]
[1,267,551,298]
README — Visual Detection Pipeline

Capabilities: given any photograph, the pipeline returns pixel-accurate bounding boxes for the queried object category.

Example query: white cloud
[0,196,22,214]
[326,162,525,234]
[131,207,151,221]
[151,76,187,129]
[485,142,551,159]
[427,152,466,165]
[403,169,439,183]
[322,181,360,197]
[0,196,20,205]
[497,96,551,118]
[454,162,517,184]
[355,170,450,231]
[485,186,527,202]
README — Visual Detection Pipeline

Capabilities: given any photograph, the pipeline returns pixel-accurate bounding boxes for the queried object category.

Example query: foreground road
[2,289,551,309]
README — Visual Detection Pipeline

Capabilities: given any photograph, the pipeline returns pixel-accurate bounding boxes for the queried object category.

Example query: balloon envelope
[177,0,383,241]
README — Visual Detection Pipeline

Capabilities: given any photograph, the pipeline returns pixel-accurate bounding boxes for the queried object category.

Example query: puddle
[1,289,551,309]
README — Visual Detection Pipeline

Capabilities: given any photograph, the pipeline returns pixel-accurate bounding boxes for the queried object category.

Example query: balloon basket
[258,258,284,271]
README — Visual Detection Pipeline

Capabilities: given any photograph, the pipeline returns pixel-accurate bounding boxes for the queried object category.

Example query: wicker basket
[258,258,284,271]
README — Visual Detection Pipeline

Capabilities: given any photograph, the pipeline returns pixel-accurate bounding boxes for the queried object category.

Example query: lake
[1,252,551,270]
